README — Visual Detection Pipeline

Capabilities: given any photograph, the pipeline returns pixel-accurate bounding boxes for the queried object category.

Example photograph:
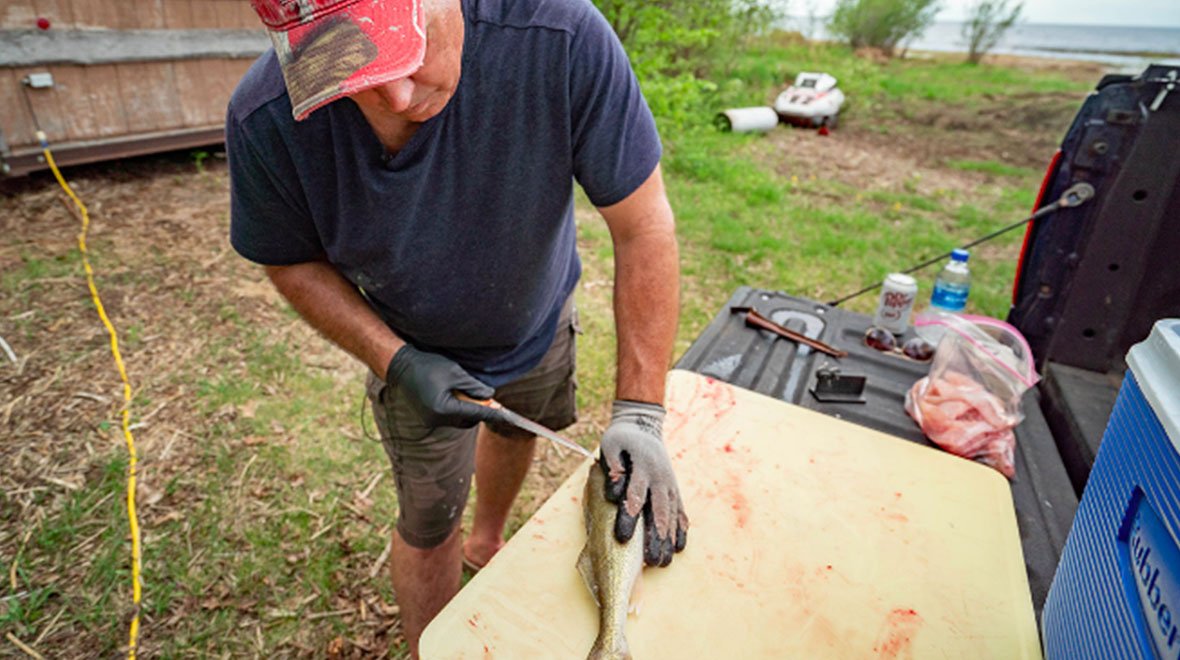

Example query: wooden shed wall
[0,0,258,30]
[2,59,254,146]
[1,0,266,175]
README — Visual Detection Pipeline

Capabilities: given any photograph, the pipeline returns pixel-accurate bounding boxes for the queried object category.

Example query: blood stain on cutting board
[879,507,909,524]
[667,377,737,443]
[465,612,496,658]
[878,491,910,524]
[722,470,751,528]
[696,445,754,529]
[871,608,924,659]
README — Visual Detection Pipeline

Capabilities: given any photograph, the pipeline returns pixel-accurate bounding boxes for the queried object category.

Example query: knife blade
[456,392,592,458]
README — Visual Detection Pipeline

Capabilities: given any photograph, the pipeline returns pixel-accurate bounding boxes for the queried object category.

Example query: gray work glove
[599,400,689,567]
[384,345,505,429]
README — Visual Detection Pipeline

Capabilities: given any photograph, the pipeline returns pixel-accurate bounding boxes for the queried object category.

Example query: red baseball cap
[250,0,427,121]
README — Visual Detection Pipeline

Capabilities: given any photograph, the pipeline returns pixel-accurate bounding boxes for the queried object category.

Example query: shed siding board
[59,64,130,138]
[207,60,235,124]
[113,1,138,29]
[84,64,133,137]
[135,0,165,29]
[172,59,212,126]
[69,1,118,29]
[2,57,247,151]
[220,58,252,111]
[216,1,255,29]
[161,0,192,28]
[238,2,259,28]
[115,61,182,133]
[1,0,266,171]
[0,1,37,29]
[12,65,67,140]
[189,1,219,28]
[1,68,38,145]
[5,1,264,32]
[32,0,73,26]
[210,59,238,123]
[48,65,100,140]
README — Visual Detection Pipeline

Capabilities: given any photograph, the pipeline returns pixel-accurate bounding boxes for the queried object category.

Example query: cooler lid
[1127,318,1180,453]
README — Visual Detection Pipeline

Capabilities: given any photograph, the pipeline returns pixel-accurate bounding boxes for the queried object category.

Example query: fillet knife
[456,392,592,458]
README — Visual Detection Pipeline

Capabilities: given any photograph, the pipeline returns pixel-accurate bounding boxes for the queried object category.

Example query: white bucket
[715,107,779,133]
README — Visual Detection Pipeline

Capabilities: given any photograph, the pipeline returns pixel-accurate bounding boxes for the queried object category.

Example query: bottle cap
[951,248,969,262]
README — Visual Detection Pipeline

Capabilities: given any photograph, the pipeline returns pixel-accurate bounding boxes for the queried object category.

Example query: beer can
[873,273,918,335]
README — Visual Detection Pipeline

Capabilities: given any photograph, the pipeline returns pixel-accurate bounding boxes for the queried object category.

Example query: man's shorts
[365,297,579,549]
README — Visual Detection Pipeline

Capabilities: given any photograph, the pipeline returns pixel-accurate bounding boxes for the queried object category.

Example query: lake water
[791,20,1180,71]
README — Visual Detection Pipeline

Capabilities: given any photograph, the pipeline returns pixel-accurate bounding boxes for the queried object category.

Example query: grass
[125,318,407,655]
[655,36,1088,327]
[948,159,1039,178]
[0,33,1094,658]
[655,132,1043,331]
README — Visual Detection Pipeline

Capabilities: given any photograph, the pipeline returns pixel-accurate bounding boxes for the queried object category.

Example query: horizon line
[782,16,1180,30]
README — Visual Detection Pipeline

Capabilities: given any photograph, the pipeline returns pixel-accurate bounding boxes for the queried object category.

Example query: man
[228,0,688,654]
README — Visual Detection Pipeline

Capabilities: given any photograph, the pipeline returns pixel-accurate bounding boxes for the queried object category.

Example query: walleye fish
[577,461,645,660]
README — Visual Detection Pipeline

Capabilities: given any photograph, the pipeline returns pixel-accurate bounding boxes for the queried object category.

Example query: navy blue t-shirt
[227,0,661,386]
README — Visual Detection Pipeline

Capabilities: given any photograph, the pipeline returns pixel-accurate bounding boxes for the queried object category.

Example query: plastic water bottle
[930,249,971,313]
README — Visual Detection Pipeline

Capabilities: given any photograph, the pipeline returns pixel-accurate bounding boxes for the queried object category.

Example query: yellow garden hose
[38,132,142,658]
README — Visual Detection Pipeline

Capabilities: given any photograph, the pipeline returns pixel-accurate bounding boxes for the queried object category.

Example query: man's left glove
[599,400,689,567]
[385,344,505,429]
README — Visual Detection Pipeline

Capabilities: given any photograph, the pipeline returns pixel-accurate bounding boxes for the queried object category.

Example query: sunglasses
[864,327,935,362]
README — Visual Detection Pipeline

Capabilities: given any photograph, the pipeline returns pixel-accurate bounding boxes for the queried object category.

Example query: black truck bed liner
[675,286,1080,615]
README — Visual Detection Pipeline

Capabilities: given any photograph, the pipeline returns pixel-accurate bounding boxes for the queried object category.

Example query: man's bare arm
[265,261,403,380]
[596,163,688,567]
[597,163,680,404]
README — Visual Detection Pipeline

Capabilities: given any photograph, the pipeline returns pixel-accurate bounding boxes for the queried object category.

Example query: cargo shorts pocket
[365,373,433,443]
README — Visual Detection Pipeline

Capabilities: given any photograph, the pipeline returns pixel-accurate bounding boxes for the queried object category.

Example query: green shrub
[963,0,1023,64]
[828,0,940,56]
[594,0,783,127]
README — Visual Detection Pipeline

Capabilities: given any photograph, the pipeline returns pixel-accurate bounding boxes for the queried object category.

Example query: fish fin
[627,569,644,617]
[577,545,599,606]
[587,635,631,660]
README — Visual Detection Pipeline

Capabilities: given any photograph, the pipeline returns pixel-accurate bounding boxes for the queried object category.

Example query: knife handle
[454,391,503,409]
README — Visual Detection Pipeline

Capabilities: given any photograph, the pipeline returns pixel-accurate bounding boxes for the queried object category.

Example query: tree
[592,0,781,74]
[827,0,940,57]
[590,0,783,127]
[962,0,1022,64]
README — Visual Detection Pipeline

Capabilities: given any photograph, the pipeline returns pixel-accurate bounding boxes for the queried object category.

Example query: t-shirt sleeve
[568,5,662,208]
[226,108,324,266]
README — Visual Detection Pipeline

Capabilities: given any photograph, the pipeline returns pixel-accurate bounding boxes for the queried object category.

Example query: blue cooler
[1043,319,1180,659]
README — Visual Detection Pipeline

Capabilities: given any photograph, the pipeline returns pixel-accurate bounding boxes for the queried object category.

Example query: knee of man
[396,519,461,550]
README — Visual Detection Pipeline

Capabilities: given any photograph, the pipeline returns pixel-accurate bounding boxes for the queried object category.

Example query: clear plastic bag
[904,311,1040,478]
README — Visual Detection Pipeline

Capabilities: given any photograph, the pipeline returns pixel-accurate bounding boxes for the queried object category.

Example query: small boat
[774,72,846,129]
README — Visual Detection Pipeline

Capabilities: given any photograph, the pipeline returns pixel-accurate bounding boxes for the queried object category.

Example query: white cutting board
[421,370,1041,659]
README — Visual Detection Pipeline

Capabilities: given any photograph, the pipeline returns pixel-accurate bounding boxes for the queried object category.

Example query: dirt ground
[767,87,1089,194]
[0,55,1098,657]
[0,154,601,656]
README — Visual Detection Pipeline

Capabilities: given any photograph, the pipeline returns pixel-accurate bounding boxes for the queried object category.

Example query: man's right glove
[599,400,689,567]
[384,344,505,429]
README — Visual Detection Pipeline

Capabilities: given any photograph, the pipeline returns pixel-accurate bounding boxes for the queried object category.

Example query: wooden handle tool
[731,306,849,358]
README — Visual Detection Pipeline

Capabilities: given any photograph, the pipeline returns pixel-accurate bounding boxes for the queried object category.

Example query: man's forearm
[612,225,679,404]
[598,164,680,405]
[264,261,402,379]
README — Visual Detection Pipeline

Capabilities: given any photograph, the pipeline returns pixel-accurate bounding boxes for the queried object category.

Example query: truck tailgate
[676,286,1078,614]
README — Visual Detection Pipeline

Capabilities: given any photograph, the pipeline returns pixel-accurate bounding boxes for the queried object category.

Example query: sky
[794,0,1180,28]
